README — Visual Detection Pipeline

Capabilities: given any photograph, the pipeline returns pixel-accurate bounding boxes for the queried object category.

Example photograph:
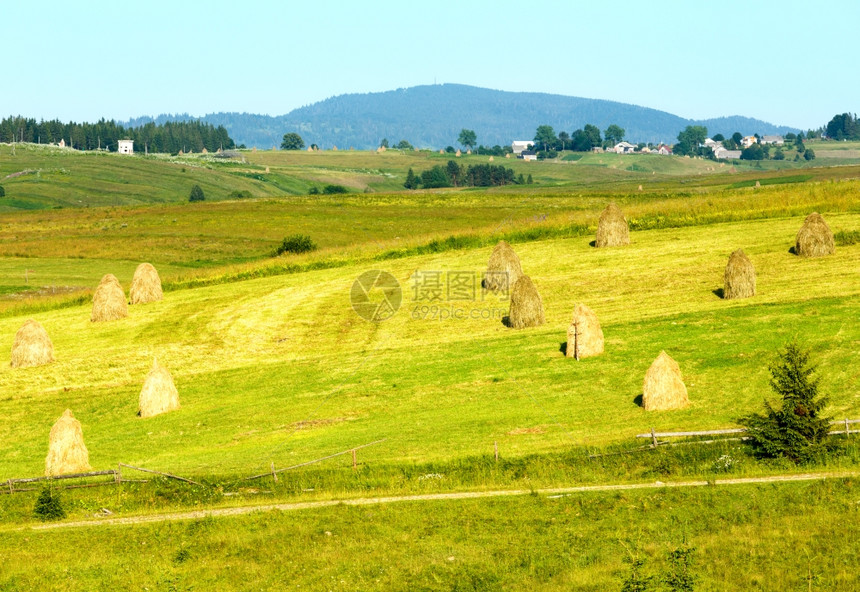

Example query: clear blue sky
[4,0,857,130]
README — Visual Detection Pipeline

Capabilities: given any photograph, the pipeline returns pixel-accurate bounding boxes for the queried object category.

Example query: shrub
[0,185,5,197]
[834,229,860,246]
[189,184,205,202]
[322,184,348,194]
[228,190,252,198]
[739,341,836,463]
[308,186,320,195]
[273,234,317,256]
[33,487,66,521]
[804,148,816,161]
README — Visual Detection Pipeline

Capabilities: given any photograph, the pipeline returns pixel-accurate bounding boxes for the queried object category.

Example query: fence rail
[636,419,860,447]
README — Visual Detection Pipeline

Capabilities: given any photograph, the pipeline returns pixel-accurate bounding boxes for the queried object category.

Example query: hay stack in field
[595,203,630,247]
[566,304,604,360]
[508,275,544,329]
[10,319,53,368]
[129,263,163,304]
[795,212,835,257]
[91,274,127,322]
[483,240,523,293]
[642,351,688,411]
[45,409,92,476]
[139,358,180,418]
[723,249,756,299]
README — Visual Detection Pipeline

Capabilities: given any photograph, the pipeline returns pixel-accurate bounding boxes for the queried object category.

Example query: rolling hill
[124,84,800,149]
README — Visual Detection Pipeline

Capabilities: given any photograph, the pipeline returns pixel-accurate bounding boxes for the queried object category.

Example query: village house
[613,141,637,154]
[519,150,537,161]
[657,145,672,155]
[760,135,785,145]
[741,136,757,149]
[118,139,134,154]
[713,147,742,160]
[511,140,533,155]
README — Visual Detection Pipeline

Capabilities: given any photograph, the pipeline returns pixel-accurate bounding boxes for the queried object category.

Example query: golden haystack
[45,409,92,476]
[723,249,756,299]
[483,240,523,293]
[129,262,163,305]
[139,358,180,418]
[595,202,630,247]
[795,212,835,257]
[10,319,54,368]
[508,275,544,329]
[642,351,689,411]
[566,304,604,360]
[91,274,127,322]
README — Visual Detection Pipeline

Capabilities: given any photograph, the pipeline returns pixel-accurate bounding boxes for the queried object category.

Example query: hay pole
[118,463,203,486]
[244,439,387,481]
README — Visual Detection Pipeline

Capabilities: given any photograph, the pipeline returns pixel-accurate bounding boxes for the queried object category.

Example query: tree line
[405,161,530,189]
[0,116,235,154]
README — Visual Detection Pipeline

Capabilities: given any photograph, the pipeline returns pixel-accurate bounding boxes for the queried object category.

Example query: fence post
[651,427,658,448]
[494,441,499,463]
[116,463,122,484]
[352,449,357,470]
[846,418,851,438]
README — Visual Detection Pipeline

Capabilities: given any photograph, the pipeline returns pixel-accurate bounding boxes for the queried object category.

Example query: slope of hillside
[125,84,800,149]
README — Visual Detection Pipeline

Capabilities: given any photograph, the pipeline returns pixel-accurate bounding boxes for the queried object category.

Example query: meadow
[1,145,859,588]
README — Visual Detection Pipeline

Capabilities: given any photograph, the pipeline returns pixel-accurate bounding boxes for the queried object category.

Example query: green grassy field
[1,146,859,588]
[2,479,859,590]
[1,213,857,480]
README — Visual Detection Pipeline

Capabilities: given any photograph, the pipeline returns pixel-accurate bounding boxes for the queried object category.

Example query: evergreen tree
[189,185,205,202]
[739,341,835,463]
[404,168,418,189]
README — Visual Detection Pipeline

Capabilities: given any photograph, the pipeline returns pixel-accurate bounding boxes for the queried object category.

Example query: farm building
[118,139,134,154]
[519,150,537,161]
[511,140,533,155]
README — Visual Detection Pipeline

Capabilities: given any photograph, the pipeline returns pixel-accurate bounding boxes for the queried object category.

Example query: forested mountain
[123,84,799,150]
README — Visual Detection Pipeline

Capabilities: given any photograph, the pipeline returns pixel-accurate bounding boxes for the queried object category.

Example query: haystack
[508,275,544,329]
[595,203,630,247]
[566,304,604,360]
[91,274,127,322]
[139,358,180,418]
[45,409,92,476]
[483,240,523,293]
[795,212,835,257]
[129,262,163,304]
[723,249,756,299]
[642,351,688,411]
[10,319,54,368]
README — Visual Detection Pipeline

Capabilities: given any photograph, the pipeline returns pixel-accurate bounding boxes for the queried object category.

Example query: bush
[308,186,320,195]
[33,487,66,521]
[804,148,816,161]
[739,341,836,464]
[273,234,317,256]
[189,184,205,202]
[322,184,348,194]
[0,185,5,197]
[228,190,252,198]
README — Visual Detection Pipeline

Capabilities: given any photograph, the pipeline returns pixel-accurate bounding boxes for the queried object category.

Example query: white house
[613,141,637,154]
[657,145,672,155]
[118,139,134,154]
[760,135,784,145]
[741,136,757,149]
[520,150,537,161]
[511,140,533,155]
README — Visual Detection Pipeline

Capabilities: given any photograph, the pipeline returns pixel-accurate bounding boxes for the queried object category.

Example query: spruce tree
[740,341,835,463]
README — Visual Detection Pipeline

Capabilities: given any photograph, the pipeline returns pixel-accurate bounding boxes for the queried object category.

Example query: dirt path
[28,470,858,531]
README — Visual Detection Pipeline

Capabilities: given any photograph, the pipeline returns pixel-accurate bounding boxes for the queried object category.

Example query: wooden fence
[636,419,860,447]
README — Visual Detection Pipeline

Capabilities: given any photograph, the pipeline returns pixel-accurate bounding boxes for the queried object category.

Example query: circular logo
[350,270,402,322]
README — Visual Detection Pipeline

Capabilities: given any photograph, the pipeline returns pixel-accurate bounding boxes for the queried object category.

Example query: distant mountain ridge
[123,84,798,150]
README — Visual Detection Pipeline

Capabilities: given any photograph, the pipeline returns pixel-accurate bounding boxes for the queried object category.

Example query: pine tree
[189,185,205,202]
[404,168,418,189]
[739,341,835,463]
